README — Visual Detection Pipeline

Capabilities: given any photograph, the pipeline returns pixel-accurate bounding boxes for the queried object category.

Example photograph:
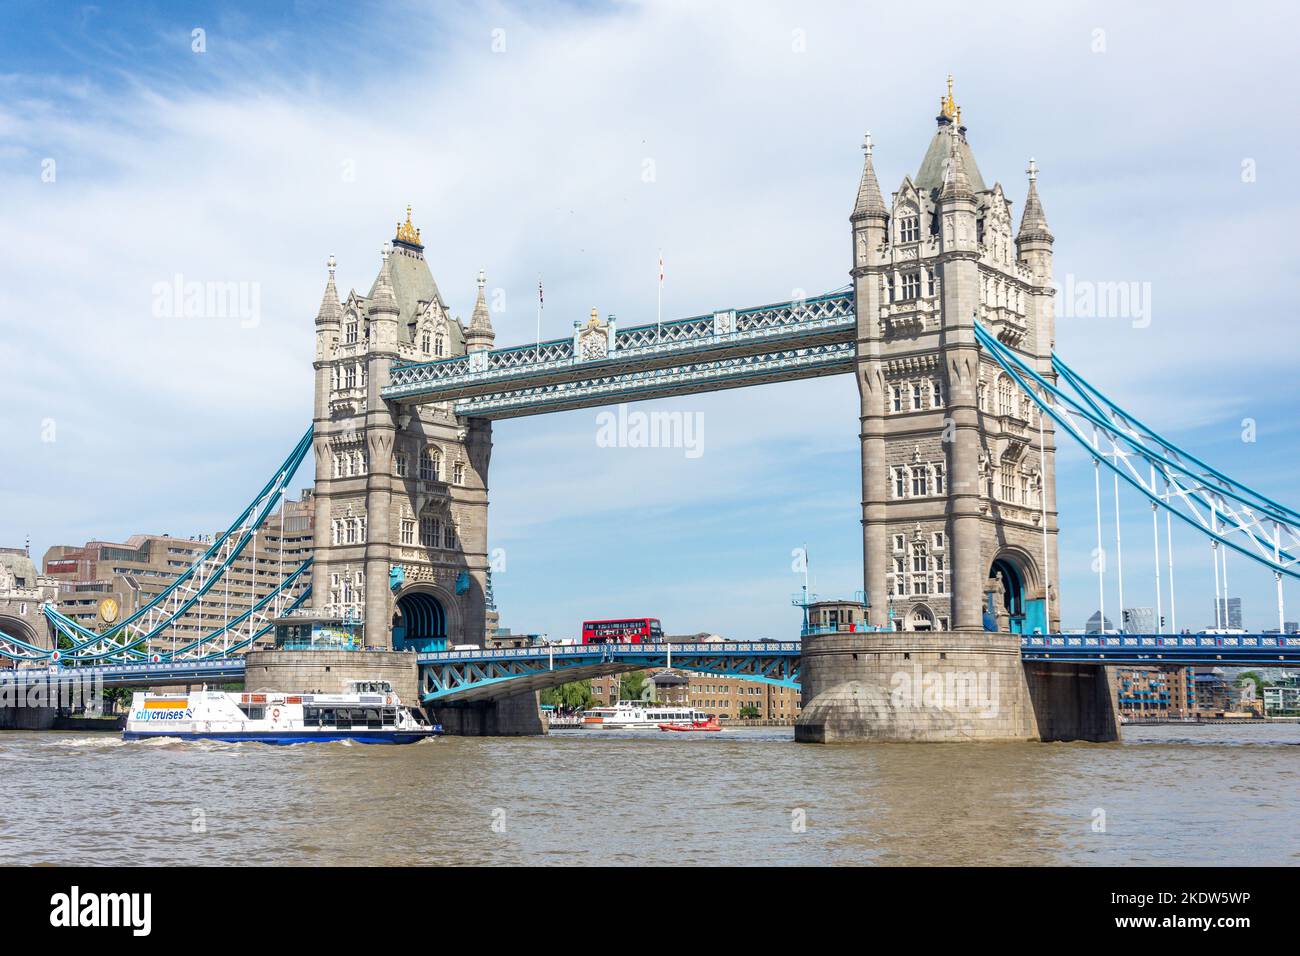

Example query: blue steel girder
[381,291,856,415]
[1020,633,1300,665]
[417,642,802,704]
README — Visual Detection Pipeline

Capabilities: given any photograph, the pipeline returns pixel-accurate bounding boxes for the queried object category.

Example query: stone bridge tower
[851,79,1061,636]
[310,209,494,651]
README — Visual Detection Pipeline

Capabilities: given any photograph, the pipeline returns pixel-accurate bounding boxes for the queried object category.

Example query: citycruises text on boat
[124,680,440,745]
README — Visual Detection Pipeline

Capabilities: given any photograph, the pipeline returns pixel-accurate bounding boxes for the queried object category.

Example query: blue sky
[2,1,1298,636]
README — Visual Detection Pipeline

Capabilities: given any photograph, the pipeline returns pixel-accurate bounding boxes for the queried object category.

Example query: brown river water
[1,724,1295,866]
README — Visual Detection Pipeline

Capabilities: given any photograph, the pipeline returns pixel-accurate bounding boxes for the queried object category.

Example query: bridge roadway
[4,635,1297,699]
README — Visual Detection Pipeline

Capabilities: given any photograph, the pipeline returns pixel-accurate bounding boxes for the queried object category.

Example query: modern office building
[42,493,316,655]
[1213,597,1243,630]
[1120,606,1155,633]
[1085,610,1114,633]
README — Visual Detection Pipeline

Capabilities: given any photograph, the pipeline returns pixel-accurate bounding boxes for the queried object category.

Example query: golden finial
[941,74,959,122]
[395,204,422,246]
[589,307,600,327]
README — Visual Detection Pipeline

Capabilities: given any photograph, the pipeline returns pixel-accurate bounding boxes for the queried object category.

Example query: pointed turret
[940,121,974,201]
[851,132,888,221]
[465,269,496,352]
[370,242,398,316]
[315,255,342,328]
[1017,158,1053,244]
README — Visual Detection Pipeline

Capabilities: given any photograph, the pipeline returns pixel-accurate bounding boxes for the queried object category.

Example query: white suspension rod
[1114,471,1125,631]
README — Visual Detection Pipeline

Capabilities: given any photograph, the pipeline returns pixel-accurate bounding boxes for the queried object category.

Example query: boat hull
[123,728,440,745]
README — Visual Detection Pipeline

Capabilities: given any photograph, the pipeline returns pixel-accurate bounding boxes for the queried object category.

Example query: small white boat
[123,680,439,745]
[580,700,711,730]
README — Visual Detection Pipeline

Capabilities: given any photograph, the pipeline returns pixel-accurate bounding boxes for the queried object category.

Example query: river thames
[2,724,1295,866]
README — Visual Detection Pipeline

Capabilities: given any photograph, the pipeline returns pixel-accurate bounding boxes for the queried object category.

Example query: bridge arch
[988,547,1043,634]
[392,583,460,652]
[0,611,47,658]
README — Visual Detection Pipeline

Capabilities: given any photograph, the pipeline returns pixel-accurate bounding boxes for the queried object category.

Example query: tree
[540,680,594,712]
[1238,672,1270,698]
[619,671,648,701]
[739,704,760,719]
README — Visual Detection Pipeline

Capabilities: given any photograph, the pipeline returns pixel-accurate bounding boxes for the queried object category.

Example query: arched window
[997,377,1013,416]
[898,212,920,243]
[435,334,445,357]
[421,330,431,353]
[452,461,465,485]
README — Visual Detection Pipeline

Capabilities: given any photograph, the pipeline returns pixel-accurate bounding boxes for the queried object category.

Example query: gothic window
[893,534,906,552]
[419,448,440,481]
[344,519,356,544]
[1020,476,1029,504]
[911,544,928,574]
[332,453,341,478]
[997,377,1013,416]
[893,558,907,595]
[400,518,415,546]
[893,468,906,498]
[345,319,358,345]
[1000,467,1015,503]
[899,215,920,243]
[911,383,923,409]
[925,268,935,297]
[331,520,340,546]
[931,380,943,407]
[453,460,465,485]
[932,531,945,549]
[911,466,928,497]
[419,515,440,548]
[358,516,366,544]
[442,523,455,550]
[435,334,445,357]
[345,364,357,389]
[421,330,431,353]
[330,366,339,390]
[901,271,921,300]
[394,453,408,478]
[892,386,903,412]
[933,462,945,495]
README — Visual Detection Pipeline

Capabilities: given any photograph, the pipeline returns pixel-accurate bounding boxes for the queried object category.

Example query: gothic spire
[469,269,492,331]
[315,254,342,327]
[851,131,888,221]
[940,120,973,201]
[465,269,496,351]
[1017,158,1054,243]
[370,242,398,314]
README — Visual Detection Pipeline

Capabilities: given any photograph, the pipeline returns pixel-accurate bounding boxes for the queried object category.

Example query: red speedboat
[657,716,721,732]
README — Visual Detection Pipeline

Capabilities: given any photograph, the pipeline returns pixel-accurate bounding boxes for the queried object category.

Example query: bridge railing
[1022,633,1300,651]
[416,641,801,664]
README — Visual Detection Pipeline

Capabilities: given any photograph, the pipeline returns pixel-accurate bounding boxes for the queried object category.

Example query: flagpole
[657,251,663,340]
[536,275,542,351]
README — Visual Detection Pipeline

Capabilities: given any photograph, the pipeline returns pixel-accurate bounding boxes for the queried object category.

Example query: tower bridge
[7,79,1299,741]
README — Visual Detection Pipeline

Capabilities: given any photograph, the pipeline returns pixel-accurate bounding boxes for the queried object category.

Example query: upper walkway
[381,291,856,417]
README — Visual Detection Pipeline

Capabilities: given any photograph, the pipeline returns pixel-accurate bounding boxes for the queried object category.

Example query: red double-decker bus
[581,618,664,645]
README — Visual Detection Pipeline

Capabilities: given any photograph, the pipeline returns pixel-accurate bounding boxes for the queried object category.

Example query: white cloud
[2,1,1298,632]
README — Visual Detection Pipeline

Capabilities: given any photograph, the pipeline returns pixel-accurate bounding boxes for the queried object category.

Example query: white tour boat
[580,700,711,730]
[123,680,439,745]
